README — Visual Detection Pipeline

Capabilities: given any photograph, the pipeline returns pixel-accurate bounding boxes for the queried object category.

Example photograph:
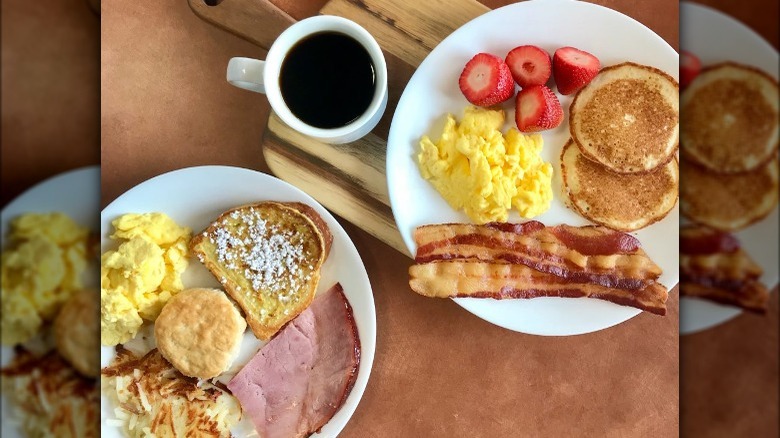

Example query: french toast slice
[561,139,679,231]
[681,62,779,174]
[569,62,679,174]
[190,202,332,340]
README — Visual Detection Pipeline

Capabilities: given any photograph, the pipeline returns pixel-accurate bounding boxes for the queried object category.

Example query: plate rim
[386,0,679,336]
[99,164,376,437]
[678,0,779,335]
[1,165,101,438]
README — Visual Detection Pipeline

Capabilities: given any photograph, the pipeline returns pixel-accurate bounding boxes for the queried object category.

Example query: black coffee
[280,31,375,129]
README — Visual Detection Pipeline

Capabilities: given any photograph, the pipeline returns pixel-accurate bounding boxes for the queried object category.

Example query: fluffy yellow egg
[1,213,89,345]
[417,106,553,223]
[100,212,191,346]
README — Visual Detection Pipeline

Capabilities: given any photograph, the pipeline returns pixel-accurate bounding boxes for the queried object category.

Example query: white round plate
[1,166,100,437]
[387,0,679,336]
[679,2,779,335]
[99,166,375,437]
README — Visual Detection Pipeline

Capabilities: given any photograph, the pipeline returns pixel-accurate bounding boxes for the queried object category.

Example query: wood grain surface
[2,0,776,436]
[100,1,680,436]
[262,0,488,254]
[320,0,490,68]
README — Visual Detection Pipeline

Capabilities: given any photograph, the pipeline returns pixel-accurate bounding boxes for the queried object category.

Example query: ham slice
[227,283,360,438]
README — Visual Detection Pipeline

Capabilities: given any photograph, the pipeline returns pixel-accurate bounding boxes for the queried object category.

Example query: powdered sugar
[210,208,309,296]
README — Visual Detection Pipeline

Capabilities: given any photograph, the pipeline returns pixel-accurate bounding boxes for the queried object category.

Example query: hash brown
[2,348,99,437]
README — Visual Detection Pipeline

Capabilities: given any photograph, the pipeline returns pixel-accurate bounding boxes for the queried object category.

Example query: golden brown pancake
[569,62,679,174]
[561,139,679,231]
[680,156,779,231]
[681,62,779,173]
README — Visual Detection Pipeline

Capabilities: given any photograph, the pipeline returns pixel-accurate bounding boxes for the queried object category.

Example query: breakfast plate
[387,0,679,336]
[1,165,100,437]
[679,1,779,335]
[99,165,376,437]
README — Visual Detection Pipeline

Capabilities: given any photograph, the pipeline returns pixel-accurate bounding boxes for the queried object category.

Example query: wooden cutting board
[189,0,489,255]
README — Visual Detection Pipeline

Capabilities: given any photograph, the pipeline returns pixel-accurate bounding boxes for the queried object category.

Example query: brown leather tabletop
[99,1,680,436]
[3,0,777,436]
[1,0,99,207]
[679,1,779,437]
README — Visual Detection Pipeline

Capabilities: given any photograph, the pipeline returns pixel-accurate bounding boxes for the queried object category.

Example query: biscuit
[154,288,246,379]
[54,289,100,378]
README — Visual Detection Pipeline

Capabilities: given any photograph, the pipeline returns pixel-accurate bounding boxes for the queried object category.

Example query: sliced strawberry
[680,50,701,90]
[515,85,563,132]
[459,53,515,106]
[552,47,601,95]
[505,45,552,88]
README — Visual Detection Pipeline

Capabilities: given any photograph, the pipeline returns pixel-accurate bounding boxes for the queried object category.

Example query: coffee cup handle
[227,57,266,94]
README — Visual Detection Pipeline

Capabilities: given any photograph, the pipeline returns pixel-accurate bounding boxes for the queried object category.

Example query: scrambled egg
[101,213,190,346]
[417,106,553,223]
[1,213,89,345]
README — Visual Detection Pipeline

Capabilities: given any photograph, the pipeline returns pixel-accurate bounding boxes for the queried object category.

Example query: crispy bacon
[679,227,769,313]
[409,260,668,315]
[414,222,661,290]
[680,226,740,255]
[681,281,768,314]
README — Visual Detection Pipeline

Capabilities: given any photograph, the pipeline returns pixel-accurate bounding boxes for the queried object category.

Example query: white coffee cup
[227,16,388,144]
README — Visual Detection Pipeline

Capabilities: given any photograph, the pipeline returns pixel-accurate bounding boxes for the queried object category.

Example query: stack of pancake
[561,62,680,231]
[678,62,778,312]
[680,62,779,231]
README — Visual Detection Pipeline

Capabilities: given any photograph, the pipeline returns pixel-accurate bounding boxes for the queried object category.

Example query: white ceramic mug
[227,16,388,144]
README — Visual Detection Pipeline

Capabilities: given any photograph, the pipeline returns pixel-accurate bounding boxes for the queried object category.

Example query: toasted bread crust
[190,202,331,340]
[681,62,779,174]
[570,62,679,174]
[282,202,333,259]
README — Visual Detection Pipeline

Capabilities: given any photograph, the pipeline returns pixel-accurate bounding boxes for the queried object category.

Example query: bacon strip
[680,227,769,313]
[414,222,662,290]
[681,281,768,314]
[680,226,740,255]
[409,260,668,315]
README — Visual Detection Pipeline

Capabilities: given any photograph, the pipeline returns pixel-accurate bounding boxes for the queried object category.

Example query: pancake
[561,139,679,231]
[681,62,779,173]
[569,62,679,174]
[680,156,779,231]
